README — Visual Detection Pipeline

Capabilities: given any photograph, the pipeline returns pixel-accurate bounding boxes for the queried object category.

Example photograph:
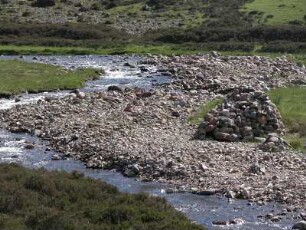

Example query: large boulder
[196,87,284,142]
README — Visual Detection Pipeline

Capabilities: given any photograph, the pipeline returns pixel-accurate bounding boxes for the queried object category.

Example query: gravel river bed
[0,55,305,230]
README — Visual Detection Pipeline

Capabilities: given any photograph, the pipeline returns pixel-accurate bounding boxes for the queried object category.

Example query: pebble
[51,154,61,160]
[212,220,227,225]
[24,143,35,150]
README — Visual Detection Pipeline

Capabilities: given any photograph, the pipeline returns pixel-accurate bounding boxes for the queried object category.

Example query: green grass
[285,134,306,150]
[157,6,205,29]
[0,44,207,55]
[220,50,306,67]
[108,2,144,15]
[287,54,306,66]
[268,86,306,151]
[0,44,306,68]
[176,10,205,28]
[0,60,101,97]
[242,0,306,25]
[0,163,204,230]
[188,99,223,125]
[0,45,106,55]
[1,44,306,59]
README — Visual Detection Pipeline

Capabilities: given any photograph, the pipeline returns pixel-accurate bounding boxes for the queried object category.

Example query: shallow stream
[0,55,301,229]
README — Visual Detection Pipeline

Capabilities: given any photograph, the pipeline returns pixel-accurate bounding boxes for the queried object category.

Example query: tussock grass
[268,87,306,151]
[0,60,101,97]
[188,99,223,125]
[0,163,204,230]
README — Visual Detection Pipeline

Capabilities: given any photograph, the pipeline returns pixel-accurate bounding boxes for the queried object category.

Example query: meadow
[242,0,306,25]
[0,60,101,97]
[268,86,306,151]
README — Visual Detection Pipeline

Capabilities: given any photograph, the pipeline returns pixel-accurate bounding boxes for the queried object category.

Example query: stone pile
[196,87,284,142]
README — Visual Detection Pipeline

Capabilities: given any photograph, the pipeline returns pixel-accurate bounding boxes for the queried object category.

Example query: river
[0,55,300,229]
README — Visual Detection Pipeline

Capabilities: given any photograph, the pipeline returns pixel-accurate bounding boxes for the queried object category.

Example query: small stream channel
[0,55,301,229]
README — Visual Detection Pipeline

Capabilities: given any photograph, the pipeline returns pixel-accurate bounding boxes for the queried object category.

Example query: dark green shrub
[249,10,258,15]
[0,0,11,4]
[22,11,31,17]
[34,0,56,7]
[0,164,205,230]
[25,208,69,230]
[289,20,303,25]
[91,3,101,10]
[262,41,306,53]
[24,174,45,191]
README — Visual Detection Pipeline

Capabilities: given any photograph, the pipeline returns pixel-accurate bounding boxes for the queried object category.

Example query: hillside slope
[0,0,205,34]
[0,0,306,53]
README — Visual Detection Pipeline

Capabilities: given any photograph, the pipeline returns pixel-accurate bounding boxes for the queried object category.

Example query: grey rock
[268,136,279,143]
[211,51,220,58]
[215,132,230,141]
[212,220,227,225]
[225,190,236,199]
[254,137,266,143]
[229,218,244,225]
[271,216,282,222]
[199,163,208,171]
[51,154,61,160]
[171,111,180,117]
[44,96,57,102]
[249,163,265,175]
[24,143,35,150]
[76,91,86,99]
[107,85,123,93]
[292,221,306,230]
[14,97,21,102]
[195,189,220,196]
[166,188,177,194]
[124,168,136,177]
[220,109,230,117]
[123,62,136,68]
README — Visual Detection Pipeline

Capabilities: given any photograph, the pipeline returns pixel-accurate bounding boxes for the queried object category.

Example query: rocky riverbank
[147,53,306,93]
[0,54,305,217]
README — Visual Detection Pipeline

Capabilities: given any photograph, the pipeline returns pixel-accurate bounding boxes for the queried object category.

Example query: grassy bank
[0,60,101,97]
[268,87,306,151]
[0,44,205,55]
[0,163,204,230]
[1,45,306,65]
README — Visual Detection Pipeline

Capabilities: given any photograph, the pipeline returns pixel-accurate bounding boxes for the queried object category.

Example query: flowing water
[0,55,302,229]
